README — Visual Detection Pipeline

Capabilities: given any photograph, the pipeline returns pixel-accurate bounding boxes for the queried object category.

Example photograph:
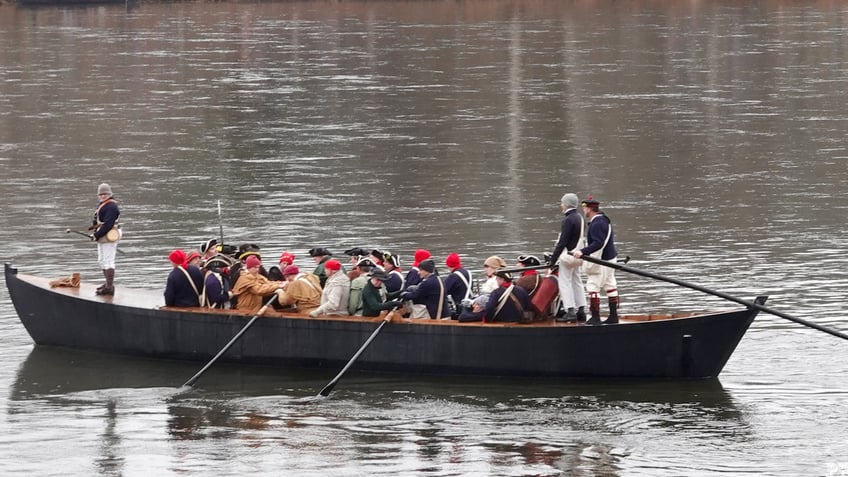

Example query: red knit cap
[186,250,201,264]
[413,249,431,266]
[245,255,262,269]
[283,265,299,276]
[169,249,186,267]
[324,259,341,271]
[445,253,461,268]
[279,251,295,264]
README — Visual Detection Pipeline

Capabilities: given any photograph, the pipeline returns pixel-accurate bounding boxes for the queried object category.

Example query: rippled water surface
[1,1,848,475]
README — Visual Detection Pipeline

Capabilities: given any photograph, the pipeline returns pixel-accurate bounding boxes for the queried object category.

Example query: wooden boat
[5,263,766,379]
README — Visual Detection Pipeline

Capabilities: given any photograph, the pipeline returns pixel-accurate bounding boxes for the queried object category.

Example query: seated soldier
[268,251,296,281]
[480,255,507,294]
[348,257,375,282]
[348,258,376,315]
[443,252,472,318]
[514,255,543,296]
[404,249,431,290]
[164,249,204,307]
[276,265,322,315]
[369,249,385,268]
[343,247,369,277]
[484,270,531,323]
[186,250,203,269]
[458,294,489,322]
[308,260,350,317]
[200,239,218,262]
[400,259,450,319]
[231,255,284,314]
[382,252,404,294]
[228,244,266,292]
[361,269,402,317]
[309,247,335,287]
[202,254,233,309]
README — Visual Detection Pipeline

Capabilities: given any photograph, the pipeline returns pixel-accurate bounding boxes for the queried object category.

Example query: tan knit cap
[483,256,507,269]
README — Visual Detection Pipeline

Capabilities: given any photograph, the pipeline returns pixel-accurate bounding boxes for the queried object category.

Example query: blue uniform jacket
[204,270,230,308]
[550,208,583,264]
[580,213,617,260]
[384,270,404,294]
[403,274,450,319]
[444,268,472,306]
[404,267,422,290]
[484,284,531,323]
[164,265,204,307]
[92,199,120,241]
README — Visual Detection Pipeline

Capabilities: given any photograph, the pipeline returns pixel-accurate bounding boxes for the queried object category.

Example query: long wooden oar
[500,256,630,275]
[500,263,551,274]
[318,309,397,397]
[182,294,278,387]
[580,254,848,341]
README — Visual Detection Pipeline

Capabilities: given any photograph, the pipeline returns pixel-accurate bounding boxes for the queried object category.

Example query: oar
[217,200,225,250]
[500,263,551,274]
[182,294,278,387]
[65,229,126,255]
[318,309,397,397]
[500,255,631,275]
[580,254,848,341]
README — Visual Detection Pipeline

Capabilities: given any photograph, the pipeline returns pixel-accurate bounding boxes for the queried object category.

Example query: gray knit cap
[561,193,578,208]
[98,183,113,196]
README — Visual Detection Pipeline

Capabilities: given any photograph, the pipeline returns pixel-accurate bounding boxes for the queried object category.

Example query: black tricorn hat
[237,250,261,261]
[309,247,332,257]
[384,253,400,267]
[238,243,261,253]
[205,254,235,269]
[200,238,218,253]
[344,247,369,257]
[581,195,600,207]
[356,258,375,269]
[494,270,513,281]
[368,269,389,281]
[517,255,541,266]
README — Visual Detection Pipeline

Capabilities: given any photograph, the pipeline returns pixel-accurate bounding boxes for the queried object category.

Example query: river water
[1,1,847,475]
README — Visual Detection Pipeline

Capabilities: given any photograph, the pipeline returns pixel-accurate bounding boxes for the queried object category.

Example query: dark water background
[1,1,847,475]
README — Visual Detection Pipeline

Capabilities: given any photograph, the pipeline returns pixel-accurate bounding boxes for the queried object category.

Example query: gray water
[1,1,848,475]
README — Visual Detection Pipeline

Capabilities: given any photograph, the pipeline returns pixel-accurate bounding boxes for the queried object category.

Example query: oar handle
[499,264,552,274]
[67,229,94,239]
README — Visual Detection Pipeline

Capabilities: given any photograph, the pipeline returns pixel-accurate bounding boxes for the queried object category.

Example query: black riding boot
[556,307,577,323]
[604,296,619,324]
[585,296,601,325]
[96,269,108,292]
[97,268,115,295]
[576,306,587,323]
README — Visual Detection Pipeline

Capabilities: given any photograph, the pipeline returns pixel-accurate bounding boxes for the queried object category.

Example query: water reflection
[96,400,123,476]
[0,342,759,475]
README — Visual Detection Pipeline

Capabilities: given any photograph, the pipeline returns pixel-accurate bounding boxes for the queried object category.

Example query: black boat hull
[5,264,763,378]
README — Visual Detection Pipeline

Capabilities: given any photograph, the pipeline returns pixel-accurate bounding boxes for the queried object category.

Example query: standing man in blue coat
[549,192,587,323]
[572,196,619,325]
[91,183,121,296]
